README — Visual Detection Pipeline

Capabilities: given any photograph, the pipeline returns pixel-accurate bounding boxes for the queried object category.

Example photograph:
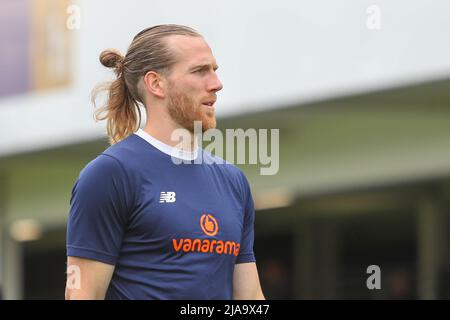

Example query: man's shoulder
[102,134,142,161]
[79,134,144,179]
[79,152,126,184]
[202,149,239,171]
[201,149,249,186]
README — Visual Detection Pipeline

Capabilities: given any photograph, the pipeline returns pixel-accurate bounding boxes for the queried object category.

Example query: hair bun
[99,49,124,70]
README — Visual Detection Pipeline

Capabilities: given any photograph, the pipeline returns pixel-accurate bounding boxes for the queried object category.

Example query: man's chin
[202,116,216,132]
[181,118,215,133]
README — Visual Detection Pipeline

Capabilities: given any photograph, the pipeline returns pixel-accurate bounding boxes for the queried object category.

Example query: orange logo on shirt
[200,213,218,236]
[171,212,240,256]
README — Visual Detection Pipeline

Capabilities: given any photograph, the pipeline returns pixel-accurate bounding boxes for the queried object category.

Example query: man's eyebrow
[189,64,219,71]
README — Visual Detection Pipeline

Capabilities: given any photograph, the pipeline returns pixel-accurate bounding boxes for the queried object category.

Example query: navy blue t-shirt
[66,129,256,300]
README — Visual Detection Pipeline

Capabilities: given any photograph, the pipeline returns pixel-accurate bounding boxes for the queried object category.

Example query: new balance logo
[160,192,176,203]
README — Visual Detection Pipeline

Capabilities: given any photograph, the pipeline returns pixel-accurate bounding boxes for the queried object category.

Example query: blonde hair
[92,24,201,144]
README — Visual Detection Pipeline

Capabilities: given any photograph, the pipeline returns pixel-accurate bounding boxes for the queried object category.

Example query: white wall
[1,0,450,156]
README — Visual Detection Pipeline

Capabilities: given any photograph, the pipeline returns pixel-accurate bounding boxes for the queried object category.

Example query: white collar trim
[134,128,198,161]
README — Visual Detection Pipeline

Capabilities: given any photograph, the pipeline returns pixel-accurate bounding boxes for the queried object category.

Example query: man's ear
[143,71,166,99]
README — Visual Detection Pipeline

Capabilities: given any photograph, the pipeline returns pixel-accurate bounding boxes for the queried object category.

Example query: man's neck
[142,113,198,153]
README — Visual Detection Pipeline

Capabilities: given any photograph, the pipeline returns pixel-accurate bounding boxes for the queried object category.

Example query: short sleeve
[236,171,256,264]
[66,154,132,265]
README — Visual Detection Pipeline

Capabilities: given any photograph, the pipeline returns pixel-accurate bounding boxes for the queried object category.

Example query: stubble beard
[166,84,216,133]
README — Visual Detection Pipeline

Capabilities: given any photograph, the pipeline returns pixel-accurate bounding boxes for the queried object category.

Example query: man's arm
[233,262,265,300]
[65,256,115,300]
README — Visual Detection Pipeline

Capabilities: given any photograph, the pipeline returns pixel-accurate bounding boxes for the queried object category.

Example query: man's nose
[207,73,223,92]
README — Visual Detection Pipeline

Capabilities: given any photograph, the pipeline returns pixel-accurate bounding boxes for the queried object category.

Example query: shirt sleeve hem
[235,253,256,264]
[67,245,118,265]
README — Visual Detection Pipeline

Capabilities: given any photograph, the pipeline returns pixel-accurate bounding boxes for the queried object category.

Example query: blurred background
[1,0,450,299]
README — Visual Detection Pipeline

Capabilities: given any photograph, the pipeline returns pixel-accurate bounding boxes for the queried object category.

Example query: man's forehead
[166,34,208,49]
[166,35,217,67]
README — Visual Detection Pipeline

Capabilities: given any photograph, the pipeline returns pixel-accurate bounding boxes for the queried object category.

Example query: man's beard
[166,84,216,133]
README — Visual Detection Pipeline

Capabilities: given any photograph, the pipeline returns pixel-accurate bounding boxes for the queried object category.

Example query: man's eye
[193,68,209,74]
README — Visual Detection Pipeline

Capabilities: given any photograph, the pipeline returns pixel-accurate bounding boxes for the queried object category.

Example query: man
[66,24,265,300]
